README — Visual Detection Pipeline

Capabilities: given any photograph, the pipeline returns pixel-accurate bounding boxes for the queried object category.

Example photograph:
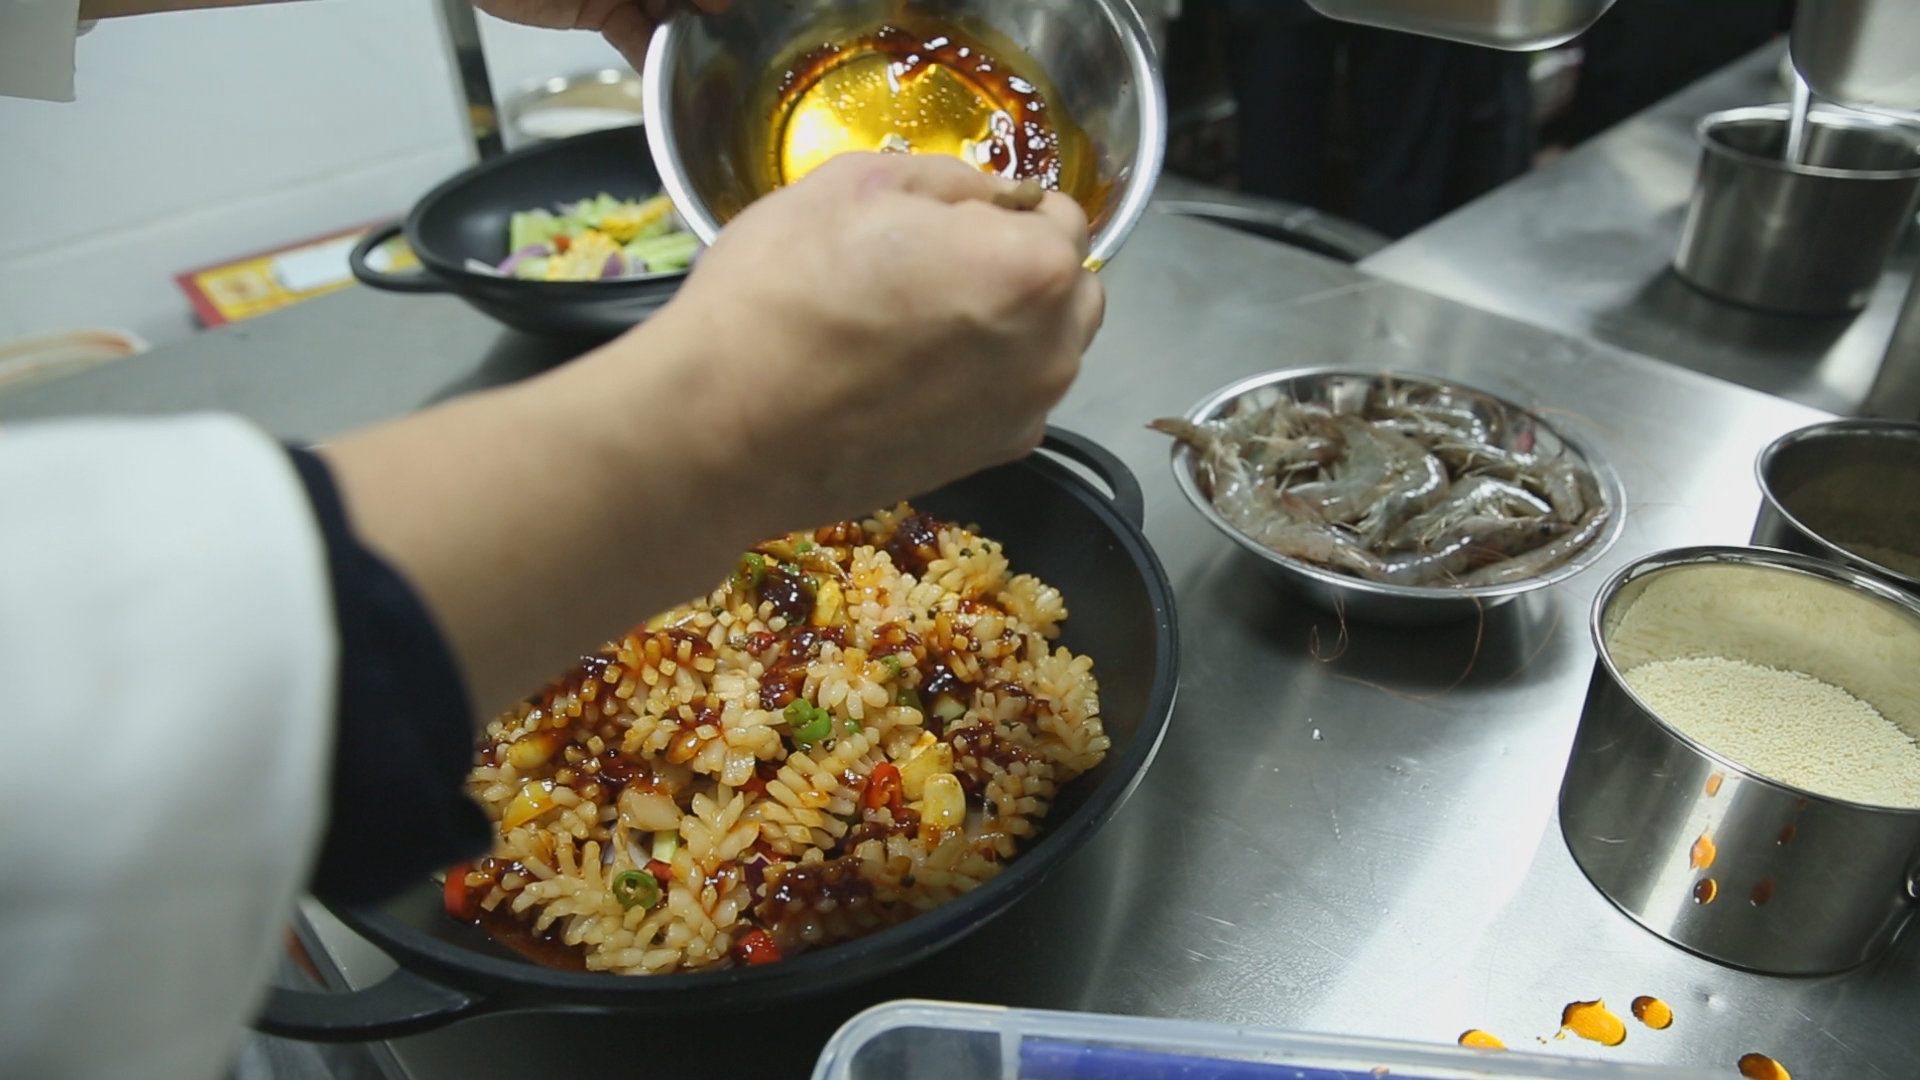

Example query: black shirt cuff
[285,448,490,905]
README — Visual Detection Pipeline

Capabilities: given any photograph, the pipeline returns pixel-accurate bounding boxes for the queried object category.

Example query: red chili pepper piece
[646,859,674,882]
[864,762,903,812]
[443,862,479,921]
[734,928,783,966]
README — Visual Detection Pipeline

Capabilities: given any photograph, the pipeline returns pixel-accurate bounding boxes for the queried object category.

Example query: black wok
[349,127,686,339]
[256,428,1179,1041]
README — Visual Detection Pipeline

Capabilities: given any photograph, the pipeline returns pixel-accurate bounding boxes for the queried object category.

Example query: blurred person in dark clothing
[1221,0,1535,239]
[1548,0,1795,148]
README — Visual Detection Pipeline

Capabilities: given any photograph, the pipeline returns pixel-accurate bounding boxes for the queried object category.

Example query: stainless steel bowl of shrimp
[1155,368,1626,624]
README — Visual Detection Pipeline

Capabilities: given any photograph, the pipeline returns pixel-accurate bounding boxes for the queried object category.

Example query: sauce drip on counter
[766,22,1086,202]
[1750,877,1777,906]
[1630,996,1673,1030]
[1559,1000,1627,1046]
[1738,1052,1791,1080]
[1694,877,1719,904]
[1457,1029,1505,1049]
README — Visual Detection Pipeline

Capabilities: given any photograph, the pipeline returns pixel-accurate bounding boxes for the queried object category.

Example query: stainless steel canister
[1303,0,1616,51]
[1674,105,1920,315]
[1560,547,1920,974]
[1754,419,1920,593]
[1791,0,1920,117]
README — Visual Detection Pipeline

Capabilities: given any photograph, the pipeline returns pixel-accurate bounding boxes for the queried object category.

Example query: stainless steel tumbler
[1674,105,1920,315]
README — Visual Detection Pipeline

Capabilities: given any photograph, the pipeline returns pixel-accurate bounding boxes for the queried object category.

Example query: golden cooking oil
[757,19,1096,213]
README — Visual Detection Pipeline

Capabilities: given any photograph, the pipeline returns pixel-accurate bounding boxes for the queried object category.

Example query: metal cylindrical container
[1560,547,1920,974]
[1791,0,1920,118]
[1674,105,1920,315]
[1754,419,1920,593]
[1302,0,1616,51]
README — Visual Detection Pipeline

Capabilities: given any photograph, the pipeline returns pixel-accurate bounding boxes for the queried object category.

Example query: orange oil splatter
[1457,1030,1504,1049]
[1694,878,1719,904]
[1559,1000,1627,1046]
[1630,996,1673,1030]
[1690,833,1717,869]
[1705,772,1724,796]
[1738,1052,1791,1080]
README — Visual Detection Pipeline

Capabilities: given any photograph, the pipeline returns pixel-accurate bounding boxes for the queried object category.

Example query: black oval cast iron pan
[350,126,686,340]
[256,428,1179,1041]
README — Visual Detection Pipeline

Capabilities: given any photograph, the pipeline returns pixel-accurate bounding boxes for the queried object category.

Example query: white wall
[0,2,468,347]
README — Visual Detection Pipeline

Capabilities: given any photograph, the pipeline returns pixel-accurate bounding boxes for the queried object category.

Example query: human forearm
[320,320,766,718]
[321,154,1098,722]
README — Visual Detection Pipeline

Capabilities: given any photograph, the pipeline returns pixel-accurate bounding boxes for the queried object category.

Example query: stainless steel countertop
[6,210,1911,1079]
[1361,42,1919,418]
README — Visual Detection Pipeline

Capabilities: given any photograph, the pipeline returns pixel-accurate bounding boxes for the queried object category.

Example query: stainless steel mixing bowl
[1163,368,1626,625]
[1753,419,1920,595]
[1561,547,1920,974]
[640,0,1166,268]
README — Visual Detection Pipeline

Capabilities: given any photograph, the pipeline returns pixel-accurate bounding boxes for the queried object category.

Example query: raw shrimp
[1371,516,1569,586]
[1387,475,1553,551]
[1154,377,1608,588]
[1457,502,1609,586]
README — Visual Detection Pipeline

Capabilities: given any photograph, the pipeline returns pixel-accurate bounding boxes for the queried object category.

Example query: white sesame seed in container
[1603,558,1920,808]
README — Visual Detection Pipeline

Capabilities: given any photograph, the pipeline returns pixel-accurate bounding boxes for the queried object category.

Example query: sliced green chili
[795,539,816,554]
[730,553,767,591]
[785,699,832,744]
[612,869,660,910]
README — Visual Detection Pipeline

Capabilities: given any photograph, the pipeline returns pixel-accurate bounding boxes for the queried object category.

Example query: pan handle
[253,967,487,1042]
[348,222,446,294]
[1040,427,1146,530]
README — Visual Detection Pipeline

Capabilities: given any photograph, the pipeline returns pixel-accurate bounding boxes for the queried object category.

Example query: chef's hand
[626,151,1105,530]
[324,152,1101,713]
[468,0,728,69]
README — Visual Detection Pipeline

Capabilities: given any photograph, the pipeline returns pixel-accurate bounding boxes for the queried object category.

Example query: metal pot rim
[1168,366,1628,607]
[1754,419,1920,590]
[1696,104,1920,181]
[1586,544,1920,818]
[640,0,1168,266]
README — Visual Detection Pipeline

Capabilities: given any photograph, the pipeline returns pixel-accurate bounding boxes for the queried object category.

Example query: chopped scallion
[651,830,680,864]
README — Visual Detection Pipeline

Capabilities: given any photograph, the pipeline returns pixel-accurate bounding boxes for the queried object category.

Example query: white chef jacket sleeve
[0,0,85,102]
[0,414,336,1080]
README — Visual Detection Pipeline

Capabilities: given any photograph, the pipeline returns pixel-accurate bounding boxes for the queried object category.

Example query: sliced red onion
[464,258,507,278]
[600,252,625,280]
[497,244,550,275]
[743,855,769,892]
